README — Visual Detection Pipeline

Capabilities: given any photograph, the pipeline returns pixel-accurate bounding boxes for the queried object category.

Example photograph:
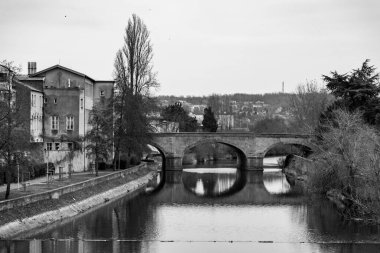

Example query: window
[46,142,52,151]
[67,142,73,150]
[31,94,35,107]
[54,98,57,104]
[55,143,60,151]
[51,116,59,130]
[66,116,74,130]
[44,97,47,104]
[100,90,105,97]
[0,72,7,82]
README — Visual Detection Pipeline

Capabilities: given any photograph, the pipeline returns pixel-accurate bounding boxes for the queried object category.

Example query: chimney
[28,62,37,75]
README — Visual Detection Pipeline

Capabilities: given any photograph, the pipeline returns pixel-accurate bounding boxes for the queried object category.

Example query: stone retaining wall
[0,164,146,212]
[0,164,156,239]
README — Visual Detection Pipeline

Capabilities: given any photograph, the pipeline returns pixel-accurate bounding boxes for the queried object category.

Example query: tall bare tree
[207,94,221,116]
[289,81,332,133]
[112,14,159,169]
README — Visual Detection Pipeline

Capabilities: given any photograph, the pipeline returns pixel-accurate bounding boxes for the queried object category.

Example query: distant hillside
[158,93,294,108]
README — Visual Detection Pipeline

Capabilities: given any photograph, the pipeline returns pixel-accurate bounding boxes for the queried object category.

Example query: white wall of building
[30,91,43,142]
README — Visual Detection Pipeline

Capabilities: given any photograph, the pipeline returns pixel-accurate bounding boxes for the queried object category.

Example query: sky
[1,0,379,96]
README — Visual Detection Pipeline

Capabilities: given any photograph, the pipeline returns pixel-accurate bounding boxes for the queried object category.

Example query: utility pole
[282,81,285,93]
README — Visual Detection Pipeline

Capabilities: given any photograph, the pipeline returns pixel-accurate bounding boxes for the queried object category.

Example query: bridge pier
[246,156,264,171]
[165,156,183,171]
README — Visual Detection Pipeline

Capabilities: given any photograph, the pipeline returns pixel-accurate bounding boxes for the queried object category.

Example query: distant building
[191,105,206,115]
[189,112,204,125]
[151,119,179,133]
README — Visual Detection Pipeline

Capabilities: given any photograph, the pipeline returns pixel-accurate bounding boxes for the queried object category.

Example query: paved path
[0,171,111,200]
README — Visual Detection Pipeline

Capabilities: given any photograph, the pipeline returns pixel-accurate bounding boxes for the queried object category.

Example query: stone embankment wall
[0,164,147,212]
[0,164,156,238]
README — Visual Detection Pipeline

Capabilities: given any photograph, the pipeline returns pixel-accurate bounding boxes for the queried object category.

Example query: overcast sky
[1,0,379,96]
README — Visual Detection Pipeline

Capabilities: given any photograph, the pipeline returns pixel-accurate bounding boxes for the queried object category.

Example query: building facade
[28,64,114,172]
[1,65,45,167]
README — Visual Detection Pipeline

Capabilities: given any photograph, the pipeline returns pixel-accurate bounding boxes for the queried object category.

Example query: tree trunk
[112,148,118,171]
[4,170,11,199]
[127,148,131,169]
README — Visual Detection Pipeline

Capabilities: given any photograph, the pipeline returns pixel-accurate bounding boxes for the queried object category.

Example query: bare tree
[289,80,332,133]
[85,101,113,176]
[112,14,159,169]
[115,14,159,96]
[0,61,30,199]
[307,110,380,220]
[207,94,221,116]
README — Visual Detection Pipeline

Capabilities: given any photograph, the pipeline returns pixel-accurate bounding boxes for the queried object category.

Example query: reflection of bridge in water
[147,171,305,206]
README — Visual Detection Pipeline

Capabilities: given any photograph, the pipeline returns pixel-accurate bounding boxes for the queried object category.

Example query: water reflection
[3,239,380,253]
[2,165,380,253]
[182,168,244,197]
[263,169,291,194]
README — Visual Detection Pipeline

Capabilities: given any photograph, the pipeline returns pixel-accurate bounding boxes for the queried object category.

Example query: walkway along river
[1,159,380,253]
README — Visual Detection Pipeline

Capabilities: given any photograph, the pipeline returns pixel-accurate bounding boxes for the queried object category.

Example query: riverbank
[0,164,157,239]
[285,155,380,224]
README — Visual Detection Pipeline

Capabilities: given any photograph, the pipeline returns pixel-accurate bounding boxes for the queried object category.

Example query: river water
[1,159,380,253]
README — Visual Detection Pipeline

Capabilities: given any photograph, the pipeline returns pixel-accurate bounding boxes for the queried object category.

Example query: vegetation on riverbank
[288,60,380,223]
[306,110,380,222]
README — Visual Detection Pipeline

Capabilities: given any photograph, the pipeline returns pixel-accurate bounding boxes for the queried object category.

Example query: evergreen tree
[202,107,218,132]
[321,60,380,128]
[161,102,198,132]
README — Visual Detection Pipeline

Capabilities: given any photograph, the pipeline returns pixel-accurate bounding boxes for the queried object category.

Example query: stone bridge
[151,132,314,170]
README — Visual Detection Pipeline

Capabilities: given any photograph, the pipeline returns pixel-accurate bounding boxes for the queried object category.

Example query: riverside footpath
[0,164,157,239]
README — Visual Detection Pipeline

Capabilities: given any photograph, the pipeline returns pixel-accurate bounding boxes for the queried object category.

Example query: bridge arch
[182,138,247,168]
[262,142,313,158]
[257,140,314,169]
[147,142,169,170]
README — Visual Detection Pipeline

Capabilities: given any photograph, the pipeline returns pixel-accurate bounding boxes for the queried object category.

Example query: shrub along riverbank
[287,110,380,223]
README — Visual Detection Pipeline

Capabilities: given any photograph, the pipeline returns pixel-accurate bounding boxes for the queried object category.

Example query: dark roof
[14,79,43,92]
[95,80,115,83]
[30,65,96,82]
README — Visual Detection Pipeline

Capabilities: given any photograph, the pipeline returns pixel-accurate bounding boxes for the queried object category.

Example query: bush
[32,163,55,178]
[250,117,295,134]
[308,110,380,219]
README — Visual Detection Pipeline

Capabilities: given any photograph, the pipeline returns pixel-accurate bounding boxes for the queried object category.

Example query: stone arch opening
[145,143,167,171]
[182,139,247,169]
[144,143,167,194]
[262,142,313,168]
